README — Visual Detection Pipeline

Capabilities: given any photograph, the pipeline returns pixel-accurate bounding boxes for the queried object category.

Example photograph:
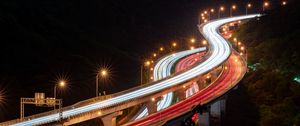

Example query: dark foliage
[233,1,300,125]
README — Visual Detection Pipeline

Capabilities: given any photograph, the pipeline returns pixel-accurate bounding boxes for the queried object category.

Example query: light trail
[134,48,206,120]
[8,14,260,126]
[125,52,244,126]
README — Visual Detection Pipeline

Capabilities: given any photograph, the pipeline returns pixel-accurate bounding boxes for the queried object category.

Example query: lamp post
[190,38,196,43]
[230,5,236,17]
[263,2,269,11]
[282,1,287,6]
[54,80,65,99]
[54,80,65,109]
[172,42,177,47]
[218,6,224,19]
[246,3,252,15]
[202,40,207,45]
[141,60,151,85]
[210,9,214,20]
[96,69,107,97]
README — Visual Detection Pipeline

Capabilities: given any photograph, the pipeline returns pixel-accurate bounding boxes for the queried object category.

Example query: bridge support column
[177,89,186,101]
[145,97,162,115]
[198,111,210,126]
[101,111,123,126]
[210,98,226,126]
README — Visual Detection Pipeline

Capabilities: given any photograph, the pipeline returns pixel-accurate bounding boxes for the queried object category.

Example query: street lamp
[54,80,65,109]
[54,80,66,99]
[141,60,151,85]
[153,53,157,57]
[210,9,214,20]
[218,6,224,18]
[246,3,252,15]
[199,13,204,24]
[282,1,287,6]
[190,46,195,50]
[230,5,236,17]
[172,42,177,47]
[233,37,237,42]
[202,40,207,45]
[96,69,108,97]
[145,61,151,66]
[191,38,196,43]
[238,42,242,46]
[263,2,269,11]
[160,47,164,52]
[240,46,245,51]
[151,97,155,102]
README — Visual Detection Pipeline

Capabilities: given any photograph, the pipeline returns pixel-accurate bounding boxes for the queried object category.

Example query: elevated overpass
[0,14,259,126]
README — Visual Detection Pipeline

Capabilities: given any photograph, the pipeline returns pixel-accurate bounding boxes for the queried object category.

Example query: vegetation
[234,1,300,125]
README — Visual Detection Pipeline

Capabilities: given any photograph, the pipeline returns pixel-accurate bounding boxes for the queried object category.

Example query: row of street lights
[54,0,289,105]
[200,1,288,24]
[52,67,109,99]
[142,38,209,84]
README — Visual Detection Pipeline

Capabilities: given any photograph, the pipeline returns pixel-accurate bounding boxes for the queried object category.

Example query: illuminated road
[135,48,206,120]
[175,52,205,97]
[1,14,259,126]
[135,49,206,120]
[125,52,245,126]
[175,52,206,72]
[126,14,258,126]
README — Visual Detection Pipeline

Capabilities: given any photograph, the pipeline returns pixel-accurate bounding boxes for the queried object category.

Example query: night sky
[0,0,263,121]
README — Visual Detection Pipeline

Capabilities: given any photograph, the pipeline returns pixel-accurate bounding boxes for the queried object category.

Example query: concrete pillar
[144,97,162,115]
[145,101,157,114]
[176,88,186,102]
[197,77,207,90]
[210,98,226,126]
[220,99,226,118]
[198,111,210,126]
[210,100,221,117]
[101,111,123,126]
